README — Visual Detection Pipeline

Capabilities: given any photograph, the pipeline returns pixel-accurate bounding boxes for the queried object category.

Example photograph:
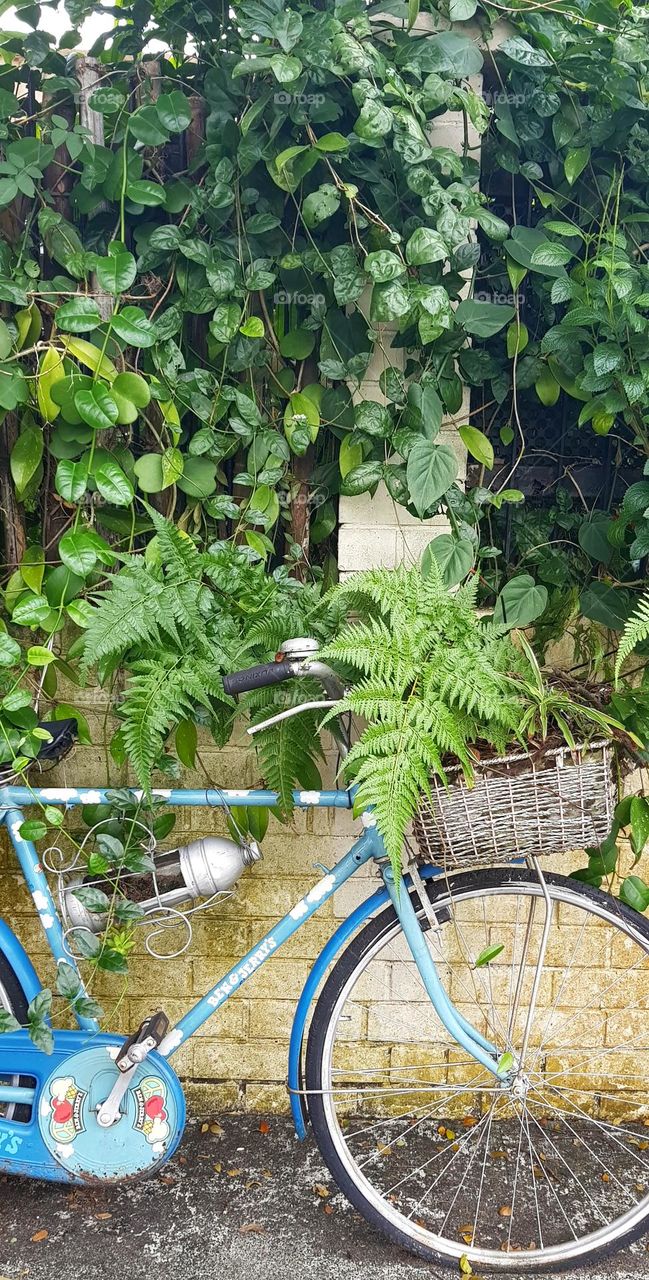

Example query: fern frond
[616,589,649,680]
[148,505,203,581]
[82,564,180,671]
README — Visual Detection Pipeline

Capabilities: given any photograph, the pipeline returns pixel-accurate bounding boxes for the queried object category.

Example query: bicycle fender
[288,864,441,1139]
[0,916,43,1005]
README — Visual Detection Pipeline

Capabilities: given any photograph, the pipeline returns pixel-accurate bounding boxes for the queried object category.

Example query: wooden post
[0,416,26,573]
[186,95,206,171]
[75,57,112,321]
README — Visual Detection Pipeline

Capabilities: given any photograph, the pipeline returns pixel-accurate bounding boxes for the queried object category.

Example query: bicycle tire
[306,868,649,1272]
[0,946,30,1124]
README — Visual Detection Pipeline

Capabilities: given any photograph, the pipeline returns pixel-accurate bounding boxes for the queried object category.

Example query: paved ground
[1,1116,647,1280]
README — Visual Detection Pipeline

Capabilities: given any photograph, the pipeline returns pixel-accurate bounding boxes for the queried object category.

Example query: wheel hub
[510,1070,531,1100]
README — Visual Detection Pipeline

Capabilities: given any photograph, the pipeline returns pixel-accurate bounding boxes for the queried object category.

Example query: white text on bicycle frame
[207,937,278,1006]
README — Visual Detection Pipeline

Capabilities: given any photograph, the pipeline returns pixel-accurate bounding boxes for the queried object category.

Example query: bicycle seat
[0,718,78,781]
[34,718,78,762]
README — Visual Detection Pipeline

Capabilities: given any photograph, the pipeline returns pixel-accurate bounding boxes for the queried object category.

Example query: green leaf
[620,875,649,913]
[75,384,119,431]
[279,329,315,359]
[62,337,117,380]
[0,1009,20,1032]
[406,441,458,517]
[314,132,349,152]
[96,244,137,295]
[354,97,393,143]
[493,575,548,628]
[340,461,383,495]
[56,297,103,333]
[422,534,474,587]
[530,242,573,268]
[112,371,150,408]
[449,0,477,18]
[370,279,410,324]
[458,425,494,469]
[59,531,98,577]
[111,306,156,347]
[129,104,169,146]
[363,251,406,283]
[240,316,264,338]
[210,303,242,344]
[12,593,51,626]
[475,943,505,967]
[10,427,43,497]
[175,718,197,768]
[564,146,590,185]
[156,91,192,132]
[19,818,48,840]
[405,227,448,266]
[270,54,302,83]
[456,299,515,337]
[37,346,65,421]
[578,516,614,565]
[72,883,110,913]
[126,178,167,206]
[630,796,649,859]
[339,433,364,478]
[94,459,134,506]
[302,184,340,228]
[354,402,392,438]
[133,453,164,493]
[500,36,551,66]
[176,456,217,498]
[0,632,21,666]
[26,646,56,666]
[55,459,89,502]
[56,961,81,1000]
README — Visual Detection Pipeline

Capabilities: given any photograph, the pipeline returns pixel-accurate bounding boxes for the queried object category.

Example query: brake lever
[246,700,338,736]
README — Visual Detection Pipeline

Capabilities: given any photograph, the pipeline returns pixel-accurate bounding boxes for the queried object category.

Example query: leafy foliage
[320,561,526,873]
[81,514,340,793]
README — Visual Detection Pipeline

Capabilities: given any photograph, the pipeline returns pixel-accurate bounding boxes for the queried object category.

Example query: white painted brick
[338,525,397,571]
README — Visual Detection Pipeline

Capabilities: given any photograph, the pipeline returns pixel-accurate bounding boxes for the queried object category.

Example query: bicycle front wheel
[306,868,649,1272]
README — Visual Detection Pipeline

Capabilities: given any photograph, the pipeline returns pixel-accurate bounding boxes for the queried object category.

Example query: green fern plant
[615,590,649,681]
[81,511,339,797]
[319,562,528,876]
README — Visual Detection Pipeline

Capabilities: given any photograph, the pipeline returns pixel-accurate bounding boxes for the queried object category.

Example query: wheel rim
[318,878,649,1269]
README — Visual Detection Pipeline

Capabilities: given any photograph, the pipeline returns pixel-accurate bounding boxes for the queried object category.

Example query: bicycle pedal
[116,1010,170,1073]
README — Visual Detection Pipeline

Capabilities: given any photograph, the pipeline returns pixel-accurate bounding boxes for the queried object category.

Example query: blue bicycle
[1,641,649,1273]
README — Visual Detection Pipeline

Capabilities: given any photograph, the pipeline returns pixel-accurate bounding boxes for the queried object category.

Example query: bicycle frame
[0,782,502,1119]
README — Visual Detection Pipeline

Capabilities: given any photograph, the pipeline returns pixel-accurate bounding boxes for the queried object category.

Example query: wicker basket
[412,740,615,872]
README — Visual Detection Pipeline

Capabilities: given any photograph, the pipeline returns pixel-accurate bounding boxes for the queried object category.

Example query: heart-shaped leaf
[75,384,119,431]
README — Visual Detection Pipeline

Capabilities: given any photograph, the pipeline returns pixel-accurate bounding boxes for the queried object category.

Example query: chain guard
[38,1043,185,1182]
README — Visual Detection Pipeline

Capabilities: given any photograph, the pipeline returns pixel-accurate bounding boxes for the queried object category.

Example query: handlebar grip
[223,661,297,695]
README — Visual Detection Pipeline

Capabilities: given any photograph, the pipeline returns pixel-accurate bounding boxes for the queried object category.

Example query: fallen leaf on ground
[323,1204,335,1216]
[95,1213,112,1221]
[213,1163,222,1174]
[209,1122,224,1135]
[498,1205,512,1218]
[31,1230,49,1242]
[227,1168,241,1177]
[313,1182,330,1198]
[259,1120,270,1135]
[239,1222,265,1234]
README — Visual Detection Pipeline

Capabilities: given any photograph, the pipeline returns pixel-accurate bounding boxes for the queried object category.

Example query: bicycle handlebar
[222,660,299,696]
